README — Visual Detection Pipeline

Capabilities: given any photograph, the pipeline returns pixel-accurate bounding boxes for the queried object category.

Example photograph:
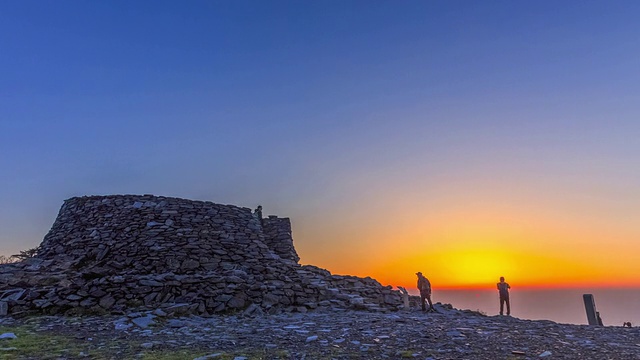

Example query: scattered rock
[306,335,318,342]
[131,315,155,328]
[114,319,132,331]
[193,353,224,360]
[99,296,116,309]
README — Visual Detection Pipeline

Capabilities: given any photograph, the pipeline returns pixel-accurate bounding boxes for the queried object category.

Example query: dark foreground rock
[1,305,639,359]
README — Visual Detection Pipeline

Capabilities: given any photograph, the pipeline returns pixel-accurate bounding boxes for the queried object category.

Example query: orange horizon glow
[295,188,640,291]
[377,282,640,292]
[318,270,640,293]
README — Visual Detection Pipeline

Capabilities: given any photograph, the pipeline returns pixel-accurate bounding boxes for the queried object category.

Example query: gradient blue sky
[2,1,640,286]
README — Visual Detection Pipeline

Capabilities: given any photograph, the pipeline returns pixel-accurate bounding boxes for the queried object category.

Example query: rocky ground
[1,303,639,359]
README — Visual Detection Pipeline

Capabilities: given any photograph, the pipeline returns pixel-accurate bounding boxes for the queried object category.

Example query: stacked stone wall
[0,195,402,316]
[262,216,299,263]
[37,195,277,274]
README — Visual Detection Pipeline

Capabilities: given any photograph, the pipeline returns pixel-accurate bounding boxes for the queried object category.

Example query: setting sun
[438,249,516,287]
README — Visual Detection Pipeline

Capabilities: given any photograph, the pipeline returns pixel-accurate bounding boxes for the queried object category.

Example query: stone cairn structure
[0,195,402,316]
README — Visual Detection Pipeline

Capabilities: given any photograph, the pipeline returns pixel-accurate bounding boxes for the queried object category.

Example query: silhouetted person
[416,272,434,312]
[254,205,263,226]
[497,276,511,316]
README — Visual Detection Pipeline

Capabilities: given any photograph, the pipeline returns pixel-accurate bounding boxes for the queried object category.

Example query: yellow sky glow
[296,195,640,291]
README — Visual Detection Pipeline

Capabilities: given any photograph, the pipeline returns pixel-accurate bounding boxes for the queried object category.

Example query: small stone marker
[0,301,7,316]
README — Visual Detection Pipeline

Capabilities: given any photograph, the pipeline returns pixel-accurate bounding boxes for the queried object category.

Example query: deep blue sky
[2,1,640,284]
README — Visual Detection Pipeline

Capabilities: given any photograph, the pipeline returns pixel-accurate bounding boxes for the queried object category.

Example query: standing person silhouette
[416,272,434,312]
[254,205,263,227]
[497,276,511,316]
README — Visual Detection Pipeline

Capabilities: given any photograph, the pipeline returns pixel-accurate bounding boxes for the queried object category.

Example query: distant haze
[2,1,640,290]
[434,288,640,326]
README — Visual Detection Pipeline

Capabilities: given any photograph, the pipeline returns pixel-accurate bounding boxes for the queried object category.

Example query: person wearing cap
[416,272,434,312]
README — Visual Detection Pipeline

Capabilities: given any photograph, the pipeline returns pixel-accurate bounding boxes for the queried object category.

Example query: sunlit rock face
[0,195,401,316]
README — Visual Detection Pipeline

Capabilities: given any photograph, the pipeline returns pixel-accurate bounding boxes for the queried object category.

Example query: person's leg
[420,293,426,311]
[506,297,510,316]
[499,298,504,315]
[426,293,434,311]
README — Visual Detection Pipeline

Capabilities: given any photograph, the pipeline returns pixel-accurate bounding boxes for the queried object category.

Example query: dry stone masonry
[262,216,300,264]
[0,195,402,316]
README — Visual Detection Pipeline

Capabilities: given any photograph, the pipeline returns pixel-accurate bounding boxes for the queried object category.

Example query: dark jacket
[497,282,510,298]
